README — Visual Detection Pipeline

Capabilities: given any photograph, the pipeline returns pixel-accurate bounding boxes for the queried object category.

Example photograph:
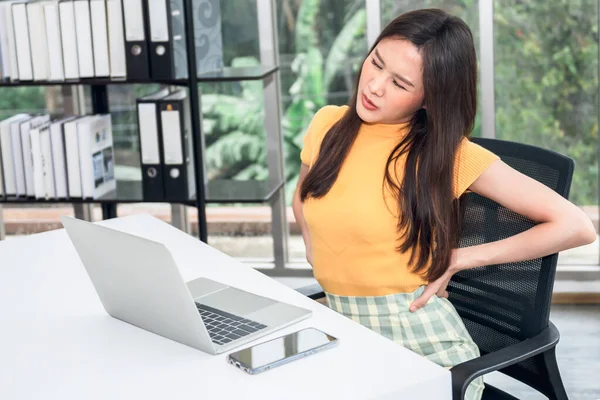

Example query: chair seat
[482,384,520,400]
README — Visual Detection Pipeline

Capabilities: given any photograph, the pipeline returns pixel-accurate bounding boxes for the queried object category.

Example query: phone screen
[228,328,337,371]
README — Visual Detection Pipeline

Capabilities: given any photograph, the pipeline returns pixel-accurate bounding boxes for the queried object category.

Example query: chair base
[482,384,520,400]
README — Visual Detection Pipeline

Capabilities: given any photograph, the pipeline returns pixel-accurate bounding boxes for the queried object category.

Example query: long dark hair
[300,9,477,282]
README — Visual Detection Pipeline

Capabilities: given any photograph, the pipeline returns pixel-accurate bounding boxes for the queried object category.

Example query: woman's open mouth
[361,93,379,111]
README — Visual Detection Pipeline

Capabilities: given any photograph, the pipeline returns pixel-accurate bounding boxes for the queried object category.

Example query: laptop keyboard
[196,303,267,346]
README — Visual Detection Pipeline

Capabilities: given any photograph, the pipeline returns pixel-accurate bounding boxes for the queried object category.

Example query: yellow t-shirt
[300,105,500,296]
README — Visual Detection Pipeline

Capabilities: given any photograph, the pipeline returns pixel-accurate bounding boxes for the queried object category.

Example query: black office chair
[296,137,573,400]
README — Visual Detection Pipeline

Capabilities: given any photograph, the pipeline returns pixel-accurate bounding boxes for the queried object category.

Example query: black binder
[136,88,171,201]
[123,0,151,79]
[147,0,187,80]
[158,89,195,201]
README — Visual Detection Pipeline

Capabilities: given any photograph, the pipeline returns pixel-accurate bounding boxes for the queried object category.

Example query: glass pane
[494,1,599,265]
[201,1,266,183]
[196,1,272,263]
[278,0,368,263]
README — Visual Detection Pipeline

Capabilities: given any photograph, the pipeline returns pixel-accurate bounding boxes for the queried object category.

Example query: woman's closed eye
[371,58,406,90]
[371,58,382,70]
[392,80,406,90]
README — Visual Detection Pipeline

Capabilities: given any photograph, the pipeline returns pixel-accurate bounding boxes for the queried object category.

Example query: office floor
[485,304,600,399]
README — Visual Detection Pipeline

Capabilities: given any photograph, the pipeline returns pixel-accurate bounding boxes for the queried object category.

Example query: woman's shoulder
[304,105,349,144]
[312,104,349,126]
[456,136,499,160]
[300,105,349,166]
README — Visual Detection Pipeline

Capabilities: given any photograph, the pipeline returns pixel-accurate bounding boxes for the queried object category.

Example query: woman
[292,8,596,400]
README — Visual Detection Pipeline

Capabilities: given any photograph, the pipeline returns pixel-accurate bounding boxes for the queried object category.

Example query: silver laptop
[60,216,312,355]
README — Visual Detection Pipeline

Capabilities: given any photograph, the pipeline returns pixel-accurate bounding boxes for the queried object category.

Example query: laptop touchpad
[198,288,277,316]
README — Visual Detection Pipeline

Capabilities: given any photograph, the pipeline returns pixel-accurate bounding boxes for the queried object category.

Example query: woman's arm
[410,159,596,312]
[455,159,596,272]
[292,163,313,265]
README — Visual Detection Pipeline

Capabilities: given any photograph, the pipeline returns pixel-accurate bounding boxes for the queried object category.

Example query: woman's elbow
[573,210,597,246]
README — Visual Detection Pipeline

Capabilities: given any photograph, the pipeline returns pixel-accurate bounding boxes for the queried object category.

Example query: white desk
[0,215,450,399]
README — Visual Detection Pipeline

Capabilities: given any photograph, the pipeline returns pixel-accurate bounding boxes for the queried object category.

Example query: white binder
[2,1,20,81]
[0,4,12,80]
[59,0,80,80]
[0,114,30,196]
[77,114,116,199]
[40,126,57,199]
[30,123,52,199]
[11,2,34,81]
[44,1,66,81]
[11,116,33,197]
[50,117,76,199]
[74,0,95,78]
[106,0,126,78]
[21,115,51,197]
[90,0,110,77]
[64,116,91,198]
[27,1,50,81]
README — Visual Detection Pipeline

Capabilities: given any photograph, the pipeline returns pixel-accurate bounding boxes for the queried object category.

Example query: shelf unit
[0,0,294,273]
[0,66,280,87]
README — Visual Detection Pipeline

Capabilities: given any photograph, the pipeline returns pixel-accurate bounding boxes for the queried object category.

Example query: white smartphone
[226,327,338,374]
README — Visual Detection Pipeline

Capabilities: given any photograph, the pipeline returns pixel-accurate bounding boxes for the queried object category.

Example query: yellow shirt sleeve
[453,138,500,198]
[300,105,348,167]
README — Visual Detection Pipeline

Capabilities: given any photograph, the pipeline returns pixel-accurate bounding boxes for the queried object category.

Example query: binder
[50,116,77,199]
[123,0,150,79]
[64,116,90,198]
[136,88,170,201]
[147,0,187,80]
[12,116,34,197]
[27,1,50,81]
[19,116,37,197]
[90,0,110,77]
[2,1,20,81]
[11,1,34,81]
[59,0,80,80]
[106,0,127,78]
[30,122,53,199]
[21,115,52,197]
[77,114,116,199]
[0,3,11,80]
[44,1,66,81]
[40,124,57,199]
[159,89,195,201]
[0,114,31,197]
[12,116,33,197]
[73,0,95,78]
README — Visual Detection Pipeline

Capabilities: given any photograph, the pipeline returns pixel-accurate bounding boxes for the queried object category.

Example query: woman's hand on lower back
[409,249,463,312]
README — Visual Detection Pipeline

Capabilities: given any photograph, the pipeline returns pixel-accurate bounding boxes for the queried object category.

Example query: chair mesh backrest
[448,137,574,386]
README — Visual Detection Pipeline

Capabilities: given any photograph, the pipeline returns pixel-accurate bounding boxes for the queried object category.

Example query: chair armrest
[295,283,325,300]
[451,322,560,400]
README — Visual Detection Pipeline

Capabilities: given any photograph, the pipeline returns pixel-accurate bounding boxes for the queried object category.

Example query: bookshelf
[0,66,280,87]
[0,0,293,273]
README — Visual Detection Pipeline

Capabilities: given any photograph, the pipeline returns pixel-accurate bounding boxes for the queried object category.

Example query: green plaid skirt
[326,286,484,400]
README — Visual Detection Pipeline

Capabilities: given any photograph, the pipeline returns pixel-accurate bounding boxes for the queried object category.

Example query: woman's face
[356,38,425,124]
